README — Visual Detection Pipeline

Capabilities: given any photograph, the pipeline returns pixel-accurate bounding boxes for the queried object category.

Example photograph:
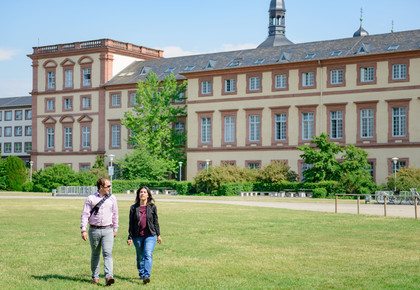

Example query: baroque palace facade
[28,0,420,183]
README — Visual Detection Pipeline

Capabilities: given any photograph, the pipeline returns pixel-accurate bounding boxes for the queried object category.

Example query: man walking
[81,177,119,286]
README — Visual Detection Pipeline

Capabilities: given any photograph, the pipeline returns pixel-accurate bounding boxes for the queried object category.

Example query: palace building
[28,0,420,183]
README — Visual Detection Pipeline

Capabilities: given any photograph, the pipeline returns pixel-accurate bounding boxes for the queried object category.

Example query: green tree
[298,133,342,182]
[256,161,298,183]
[2,156,27,191]
[386,167,420,191]
[122,71,187,177]
[32,164,78,191]
[0,154,7,190]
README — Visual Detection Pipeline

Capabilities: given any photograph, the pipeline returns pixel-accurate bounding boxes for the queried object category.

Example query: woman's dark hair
[135,186,155,205]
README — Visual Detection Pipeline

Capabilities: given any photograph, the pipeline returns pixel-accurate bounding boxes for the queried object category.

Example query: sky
[1,0,419,98]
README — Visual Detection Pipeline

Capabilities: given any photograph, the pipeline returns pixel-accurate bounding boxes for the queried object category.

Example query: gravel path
[2,194,418,219]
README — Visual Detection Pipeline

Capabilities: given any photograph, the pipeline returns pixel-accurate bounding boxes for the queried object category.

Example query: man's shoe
[91,279,99,284]
[105,277,115,286]
[143,277,150,284]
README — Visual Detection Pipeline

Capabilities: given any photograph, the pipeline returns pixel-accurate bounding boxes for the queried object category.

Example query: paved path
[1,195,418,219]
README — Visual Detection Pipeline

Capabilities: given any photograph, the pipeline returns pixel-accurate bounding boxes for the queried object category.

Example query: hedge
[111,179,194,195]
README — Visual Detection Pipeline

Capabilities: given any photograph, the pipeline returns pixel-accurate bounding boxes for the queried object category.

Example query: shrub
[32,164,78,191]
[22,181,34,192]
[3,156,26,191]
[387,167,420,191]
[256,161,298,183]
[219,182,254,196]
[313,188,327,198]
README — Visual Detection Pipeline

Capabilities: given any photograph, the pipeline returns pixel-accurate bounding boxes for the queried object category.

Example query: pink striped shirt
[80,192,119,232]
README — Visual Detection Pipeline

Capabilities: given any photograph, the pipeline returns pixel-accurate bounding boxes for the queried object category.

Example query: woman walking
[127,186,162,284]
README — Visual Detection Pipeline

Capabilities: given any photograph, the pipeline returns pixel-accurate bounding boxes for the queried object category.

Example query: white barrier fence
[55,186,97,196]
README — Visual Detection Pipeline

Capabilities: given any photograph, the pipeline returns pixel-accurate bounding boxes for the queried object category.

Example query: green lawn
[0,197,419,289]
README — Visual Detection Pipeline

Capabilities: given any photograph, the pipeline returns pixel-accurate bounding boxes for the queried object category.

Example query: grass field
[0,197,419,289]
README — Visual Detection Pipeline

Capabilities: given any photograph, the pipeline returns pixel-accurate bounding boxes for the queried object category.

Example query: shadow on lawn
[32,274,139,284]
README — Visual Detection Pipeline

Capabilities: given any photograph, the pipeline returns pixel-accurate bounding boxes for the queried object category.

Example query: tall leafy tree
[298,133,342,182]
[121,72,187,178]
[2,156,26,190]
[0,154,7,190]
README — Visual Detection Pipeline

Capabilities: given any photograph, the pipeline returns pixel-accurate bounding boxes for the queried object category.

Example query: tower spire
[353,7,369,37]
[258,0,293,48]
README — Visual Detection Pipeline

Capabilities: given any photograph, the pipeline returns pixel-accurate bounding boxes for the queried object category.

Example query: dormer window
[331,51,342,56]
[255,59,265,64]
[278,52,291,62]
[305,53,315,59]
[357,44,368,54]
[228,61,240,67]
[388,45,399,50]
[205,60,216,69]
[165,67,175,73]
[184,65,195,71]
[140,66,151,75]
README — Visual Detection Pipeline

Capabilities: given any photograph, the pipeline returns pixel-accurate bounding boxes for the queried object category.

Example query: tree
[256,161,298,183]
[2,156,27,191]
[0,154,7,190]
[298,133,342,182]
[122,71,187,177]
[386,167,420,191]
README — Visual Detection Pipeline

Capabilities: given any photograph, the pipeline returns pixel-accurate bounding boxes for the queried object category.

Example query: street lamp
[205,159,210,173]
[108,154,115,194]
[29,161,33,182]
[178,161,183,181]
[392,157,399,192]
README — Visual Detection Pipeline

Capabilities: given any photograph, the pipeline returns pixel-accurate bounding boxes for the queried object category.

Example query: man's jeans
[88,227,114,279]
[133,235,157,279]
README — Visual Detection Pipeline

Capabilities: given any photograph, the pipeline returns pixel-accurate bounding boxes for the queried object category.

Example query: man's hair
[96,177,109,190]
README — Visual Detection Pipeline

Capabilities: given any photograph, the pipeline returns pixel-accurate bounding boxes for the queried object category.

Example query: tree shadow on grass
[32,274,139,284]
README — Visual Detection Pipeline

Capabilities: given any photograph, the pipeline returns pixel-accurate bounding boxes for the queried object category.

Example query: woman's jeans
[88,227,114,279]
[133,235,157,278]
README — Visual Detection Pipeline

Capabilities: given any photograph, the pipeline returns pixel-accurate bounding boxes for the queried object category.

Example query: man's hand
[81,231,88,241]
[114,232,117,238]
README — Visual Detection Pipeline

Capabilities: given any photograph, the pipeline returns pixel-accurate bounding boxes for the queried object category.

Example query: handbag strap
[90,194,111,216]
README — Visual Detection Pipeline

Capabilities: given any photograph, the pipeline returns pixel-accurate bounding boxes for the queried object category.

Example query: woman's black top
[128,203,160,240]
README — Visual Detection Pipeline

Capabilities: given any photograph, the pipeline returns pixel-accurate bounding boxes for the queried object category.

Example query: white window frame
[111,125,121,147]
[201,117,211,143]
[4,127,12,137]
[224,116,235,143]
[360,67,374,82]
[330,69,343,85]
[330,111,343,139]
[47,71,55,89]
[15,110,22,120]
[130,92,138,106]
[82,126,91,147]
[64,127,72,148]
[47,128,54,148]
[249,77,261,91]
[111,94,121,107]
[249,115,260,142]
[82,68,91,86]
[82,97,91,109]
[275,113,287,140]
[302,72,314,87]
[15,126,22,136]
[201,81,212,94]
[64,98,72,110]
[392,64,407,80]
[275,74,287,89]
[361,109,374,138]
[225,79,236,93]
[65,70,73,87]
[392,107,406,137]
[47,100,54,111]
[302,112,314,140]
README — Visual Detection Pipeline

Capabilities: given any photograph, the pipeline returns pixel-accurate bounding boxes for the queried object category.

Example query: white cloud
[161,46,200,58]
[0,78,32,97]
[0,48,18,61]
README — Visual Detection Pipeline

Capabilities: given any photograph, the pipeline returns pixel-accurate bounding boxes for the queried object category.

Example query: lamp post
[29,161,33,182]
[108,154,115,194]
[178,161,183,181]
[205,159,210,173]
[392,157,399,192]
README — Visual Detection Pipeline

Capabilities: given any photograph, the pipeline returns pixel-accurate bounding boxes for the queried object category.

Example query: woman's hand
[157,236,162,244]
[127,239,132,246]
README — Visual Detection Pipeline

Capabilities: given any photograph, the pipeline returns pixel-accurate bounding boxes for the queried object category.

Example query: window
[367,161,374,179]
[392,64,407,80]
[25,110,32,120]
[14,126,22,136]
[175,92,185,103]
[46,99,55,111]
[302,112,314,140]
[82,68,91,86]
[255,59,265,64]
[64,98,72,110]
[184,65,195,71]
[47,71,55,89]
[14,142,22,153]
[0,111,2,121]
[392,107,406,137]
[330,111,343,139]
[164,67,175,73]
[175,122,185,145]
[201,118,211,143]
[111,94,121,107]
[82,96,91,109]
[47,128,54,148]
[275,114,287,140]
[64,127,72,148]
[249,77,261,91]
[199,162,207,171]
[201,81,212,94]
[225,79,236,93]
[249,115,260,142]
[80,164,90,172]
[111,125,121,148]
[65,70,73,87]
[25,142,32,152]
[361,109,374,138]
[82,126,90,148]
[15,110,22,120]
[5,111,12,121]
[5,127,12,137]
[392,161,407,174]
[301,163,313,181]
[4,143,11,153]
[129,92,138,106]
[302,72,314,87]
[360,67,374,82]
[248,162,260,170]
[224,116,235,143]
[275,74,287,89]
[330,70,343,85]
